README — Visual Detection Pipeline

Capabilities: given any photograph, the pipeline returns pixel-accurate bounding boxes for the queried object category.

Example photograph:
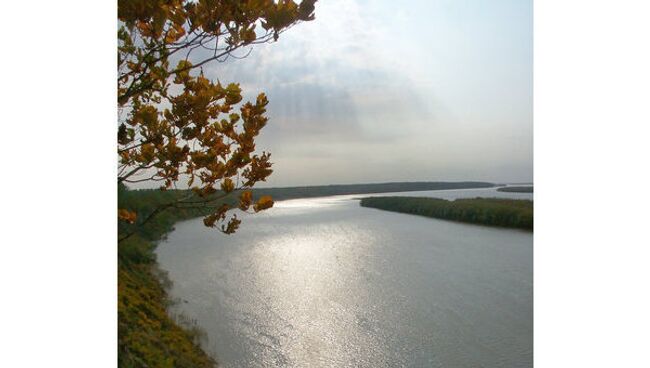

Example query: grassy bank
[360,196,533,230]
[118,186,216,368]
[497,186,533,193]
[118,244,216,368]
[117,181,498,366]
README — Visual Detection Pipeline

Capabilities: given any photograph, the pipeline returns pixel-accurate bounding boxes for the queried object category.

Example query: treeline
[497,186,533,193]
[360,196,533,231]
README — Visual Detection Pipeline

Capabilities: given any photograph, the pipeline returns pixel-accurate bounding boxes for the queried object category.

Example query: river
[156,186,533,367]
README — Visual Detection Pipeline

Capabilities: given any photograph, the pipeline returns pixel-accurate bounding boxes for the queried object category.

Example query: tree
[117,0,317,239]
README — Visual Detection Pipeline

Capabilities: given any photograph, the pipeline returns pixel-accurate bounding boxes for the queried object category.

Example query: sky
[203,0,533,187]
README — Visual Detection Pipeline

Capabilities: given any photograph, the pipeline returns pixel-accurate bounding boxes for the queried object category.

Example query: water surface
[157,187,533,367]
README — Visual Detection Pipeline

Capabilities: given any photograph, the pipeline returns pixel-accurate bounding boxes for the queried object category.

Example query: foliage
[360,196,533,231]
[117,0,317,235]
[497,186,534,193]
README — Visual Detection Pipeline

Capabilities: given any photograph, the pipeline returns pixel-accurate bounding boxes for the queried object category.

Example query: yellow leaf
[221,178,235,193]
[118,209,137,224]
[253,195,274,212]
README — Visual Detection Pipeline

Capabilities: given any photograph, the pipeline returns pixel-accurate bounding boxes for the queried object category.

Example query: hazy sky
[205,0,533,187]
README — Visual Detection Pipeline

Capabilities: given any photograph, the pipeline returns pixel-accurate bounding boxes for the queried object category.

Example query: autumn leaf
[118,209,137,224]
[239,190,253,211]
[220,178,235,193]
[203,204,229,228]
[221,215,241,234]
[253,196,274,213]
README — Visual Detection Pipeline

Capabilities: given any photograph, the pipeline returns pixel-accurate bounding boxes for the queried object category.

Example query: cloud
[182,0,533,186]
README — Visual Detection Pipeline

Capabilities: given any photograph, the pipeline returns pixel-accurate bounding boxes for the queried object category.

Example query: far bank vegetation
[497,186,533,193]
[360,197,533,231]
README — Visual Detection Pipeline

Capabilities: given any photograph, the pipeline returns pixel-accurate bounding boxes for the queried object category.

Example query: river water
[156,187,533,367]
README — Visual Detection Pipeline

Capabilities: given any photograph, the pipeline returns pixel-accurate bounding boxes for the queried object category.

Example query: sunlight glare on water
[156,187,533,367]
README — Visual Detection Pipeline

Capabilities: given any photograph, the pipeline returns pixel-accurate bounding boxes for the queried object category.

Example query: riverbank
[360,196,533,230]
[118,238,216,367]
[118,186,216,367]
[117,181,498,366]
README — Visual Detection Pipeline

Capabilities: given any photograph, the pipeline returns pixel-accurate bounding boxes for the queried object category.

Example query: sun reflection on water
[245,225,392,366]
[156,188,533,367]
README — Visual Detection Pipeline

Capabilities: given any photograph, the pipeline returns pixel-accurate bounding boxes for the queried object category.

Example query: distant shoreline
[252,181,497,201]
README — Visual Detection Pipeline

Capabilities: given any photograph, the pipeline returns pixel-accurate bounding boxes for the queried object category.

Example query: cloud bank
[198,0,532,186]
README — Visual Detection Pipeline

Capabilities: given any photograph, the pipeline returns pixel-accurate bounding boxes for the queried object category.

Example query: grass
[118,241,216,368]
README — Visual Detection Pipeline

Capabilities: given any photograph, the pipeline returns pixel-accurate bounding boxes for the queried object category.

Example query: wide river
[157,187,533,367]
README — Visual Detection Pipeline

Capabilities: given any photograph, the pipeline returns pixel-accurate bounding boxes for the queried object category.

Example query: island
[497,186,533,193]
[360,196,533,231]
